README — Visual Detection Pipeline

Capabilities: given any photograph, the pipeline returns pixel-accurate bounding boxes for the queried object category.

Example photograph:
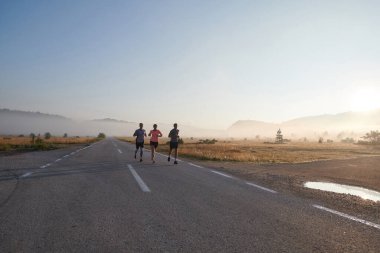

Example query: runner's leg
[150,144,154,161]
[168,147,172,161]
[174,147,178,163]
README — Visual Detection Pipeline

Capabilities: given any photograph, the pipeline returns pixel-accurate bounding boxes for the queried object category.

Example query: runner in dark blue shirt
[133,123,146,162]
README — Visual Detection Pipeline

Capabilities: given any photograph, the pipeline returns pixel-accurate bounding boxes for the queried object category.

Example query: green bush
[97,133,106,139]
[44,132,51,139]
[0,144,12,152]
[197,139,217,144]
[361,130,380,144]
[341,137,355,143]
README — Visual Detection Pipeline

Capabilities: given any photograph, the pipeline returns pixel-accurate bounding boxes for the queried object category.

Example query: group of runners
[133,123,180,164]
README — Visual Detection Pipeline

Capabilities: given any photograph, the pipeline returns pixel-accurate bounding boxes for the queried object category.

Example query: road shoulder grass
[0,136,100,155]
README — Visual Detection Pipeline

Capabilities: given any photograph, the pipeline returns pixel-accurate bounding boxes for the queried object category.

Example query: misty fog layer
[0,109,225,138]
[1,109,380,140]
[228,110,380,140]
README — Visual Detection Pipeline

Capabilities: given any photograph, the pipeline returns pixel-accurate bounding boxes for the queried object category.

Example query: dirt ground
[193,156,380,224]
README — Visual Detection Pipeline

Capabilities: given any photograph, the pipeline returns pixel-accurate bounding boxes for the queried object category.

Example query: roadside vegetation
[97,132,106,139]
[358,130,380,145]
[0,134,100,153]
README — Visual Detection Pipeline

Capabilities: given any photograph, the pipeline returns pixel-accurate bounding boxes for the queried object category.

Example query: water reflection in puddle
[304,182,380,202]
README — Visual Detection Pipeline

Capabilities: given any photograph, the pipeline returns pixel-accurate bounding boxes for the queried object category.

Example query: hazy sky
[1,0,379,129]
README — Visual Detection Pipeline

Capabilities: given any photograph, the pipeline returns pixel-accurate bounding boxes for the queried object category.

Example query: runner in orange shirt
[148,124,163,163]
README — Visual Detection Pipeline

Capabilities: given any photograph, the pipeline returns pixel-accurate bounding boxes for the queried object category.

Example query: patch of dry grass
[0,136,97,145]
[0,136,98,152]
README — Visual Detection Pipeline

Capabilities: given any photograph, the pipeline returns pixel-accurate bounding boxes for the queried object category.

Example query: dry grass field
[0,135,98,152]
[118,137,380,163]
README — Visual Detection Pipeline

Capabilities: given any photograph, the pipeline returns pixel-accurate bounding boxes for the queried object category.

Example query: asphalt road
[0,138,379,252]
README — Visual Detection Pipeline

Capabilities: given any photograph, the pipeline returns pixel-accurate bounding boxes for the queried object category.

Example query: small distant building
[276,129,283,144]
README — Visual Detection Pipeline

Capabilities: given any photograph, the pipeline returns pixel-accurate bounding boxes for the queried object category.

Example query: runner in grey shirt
[133,123,146,162]
[168,123,180,164]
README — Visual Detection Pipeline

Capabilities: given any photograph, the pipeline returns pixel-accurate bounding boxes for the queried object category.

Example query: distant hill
[0,108,224,137]
[228,109,380,140]
[0,108,75,136]
[0,108,68,120]
[0,108,143,136]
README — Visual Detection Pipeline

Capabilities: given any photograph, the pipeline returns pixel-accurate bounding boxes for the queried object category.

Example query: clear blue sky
[1,0,379,129]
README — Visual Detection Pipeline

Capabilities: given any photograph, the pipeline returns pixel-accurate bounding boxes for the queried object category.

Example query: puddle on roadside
[304,182,380,202]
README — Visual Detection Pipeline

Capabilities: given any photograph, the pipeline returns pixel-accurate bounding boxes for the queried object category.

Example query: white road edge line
[211,170,233,179]
[20,172,33,178]
[128,164,151,193]
[246,182,278,194]
[313,204,380,230]
[150,150,183,161]
[117,149,122,154]
[188,163,204,169]
[55,158,62,162]
[63,155,69,158]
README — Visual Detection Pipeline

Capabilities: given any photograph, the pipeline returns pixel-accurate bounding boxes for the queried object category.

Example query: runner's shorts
[170,141,178,149]
[136,141,144,149]
[150,141,158,148]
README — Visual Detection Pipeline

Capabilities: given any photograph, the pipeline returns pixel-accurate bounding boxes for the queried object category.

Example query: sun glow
[350,87,380,112]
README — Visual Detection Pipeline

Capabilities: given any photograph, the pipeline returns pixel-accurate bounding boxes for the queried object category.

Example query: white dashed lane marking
[128,164,151,193]
[188,163,204,169]
[19,143,99,179]
[20,172,33,178]
[211,170,233,179]
[246,182,278,194]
